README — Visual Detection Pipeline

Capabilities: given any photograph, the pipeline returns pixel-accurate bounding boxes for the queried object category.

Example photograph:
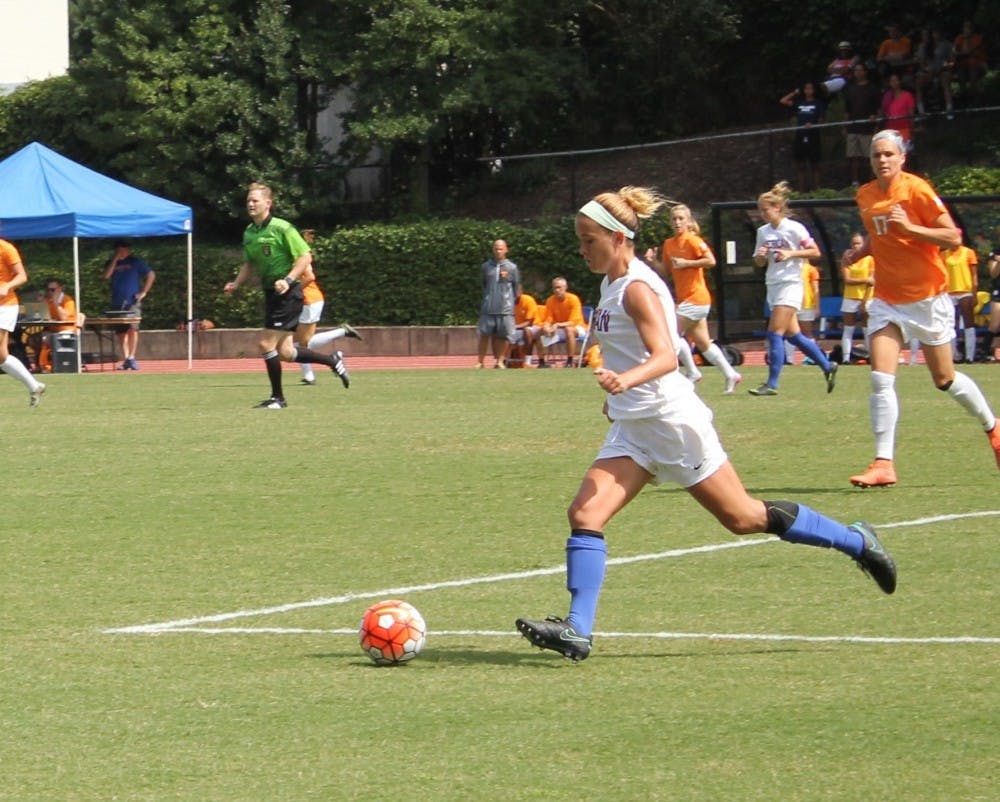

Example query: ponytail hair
[757,180,792,213]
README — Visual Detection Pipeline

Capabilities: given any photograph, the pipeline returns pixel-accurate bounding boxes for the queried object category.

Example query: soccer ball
[359,599,426,666]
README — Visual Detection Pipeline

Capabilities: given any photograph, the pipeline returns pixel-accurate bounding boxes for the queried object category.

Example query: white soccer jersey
[755,218,816,285]
[592,257,696,420]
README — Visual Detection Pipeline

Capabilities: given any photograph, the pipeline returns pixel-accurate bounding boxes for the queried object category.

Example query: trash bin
[53,333,79,373]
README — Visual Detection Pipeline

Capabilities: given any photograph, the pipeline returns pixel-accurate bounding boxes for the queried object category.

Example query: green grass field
[2,364,998,801]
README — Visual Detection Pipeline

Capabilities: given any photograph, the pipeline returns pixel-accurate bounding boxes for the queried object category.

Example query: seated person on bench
[38,278,84,373]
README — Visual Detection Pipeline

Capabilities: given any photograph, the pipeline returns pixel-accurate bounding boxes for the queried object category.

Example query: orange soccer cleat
[988,425,1000,470]
[850,459,897,488]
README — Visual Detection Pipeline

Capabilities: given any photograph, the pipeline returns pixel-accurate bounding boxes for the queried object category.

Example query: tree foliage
[0,0,996,226]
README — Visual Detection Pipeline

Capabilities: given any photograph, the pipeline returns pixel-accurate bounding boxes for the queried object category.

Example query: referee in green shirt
[224,182,350,408]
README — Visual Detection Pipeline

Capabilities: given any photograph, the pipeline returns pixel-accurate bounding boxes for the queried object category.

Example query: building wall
[0,0,69,94]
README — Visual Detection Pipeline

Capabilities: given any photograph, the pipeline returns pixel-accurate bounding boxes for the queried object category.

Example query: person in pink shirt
[881,72,916,148]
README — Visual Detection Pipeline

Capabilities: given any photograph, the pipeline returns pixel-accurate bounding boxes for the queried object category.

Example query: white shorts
[867,294,955,346]
[540,326,587,348]
[766,280,803,312]
[511,326,540,345]
[298,300,324,325]
[0,304,17,333]
[596,400,728,488]
[841,298,866,314]
[677,302,711,322]
[797,309,817,322]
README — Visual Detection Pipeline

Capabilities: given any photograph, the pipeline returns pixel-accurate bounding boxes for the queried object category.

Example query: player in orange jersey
[842,129,1000,488]
[645,204,742,393]
[0,239,46,407]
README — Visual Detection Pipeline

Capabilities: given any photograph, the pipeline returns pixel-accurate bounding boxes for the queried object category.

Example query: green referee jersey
[242,215,311,284]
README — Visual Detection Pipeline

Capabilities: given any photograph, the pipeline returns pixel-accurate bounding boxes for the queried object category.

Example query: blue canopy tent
[0,142,194,368]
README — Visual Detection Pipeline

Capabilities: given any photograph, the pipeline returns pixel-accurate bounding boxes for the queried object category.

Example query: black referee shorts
[264,285,304,331]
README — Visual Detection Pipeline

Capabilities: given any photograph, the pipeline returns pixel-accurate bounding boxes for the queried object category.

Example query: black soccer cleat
[849,520,897,594]
[330,350,350,388]
[254,396,287,409]
[825,362,839,394]
[341,323,363,341]
[516,616,592,661]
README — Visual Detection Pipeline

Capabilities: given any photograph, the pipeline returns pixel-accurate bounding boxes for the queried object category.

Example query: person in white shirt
[515,185,896,662]
[751,181,838,395]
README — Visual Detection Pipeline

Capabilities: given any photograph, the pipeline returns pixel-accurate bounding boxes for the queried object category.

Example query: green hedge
[12,216,670,329]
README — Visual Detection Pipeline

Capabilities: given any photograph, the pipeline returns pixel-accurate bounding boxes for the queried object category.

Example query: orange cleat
[988,425,1000,469]
[850,459,897,488]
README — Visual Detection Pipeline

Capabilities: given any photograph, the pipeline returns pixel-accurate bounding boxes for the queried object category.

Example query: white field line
[103,510,1000,640]
[133,627,1000,645]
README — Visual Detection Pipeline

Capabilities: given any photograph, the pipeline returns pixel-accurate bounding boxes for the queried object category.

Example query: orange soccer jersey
[515,292,541,326]
[662,231,713,306]
[856,172,950,305]
[543,291,585,327]
[45,294,79,332]
[302,277,324,305]
[0,239,23,307]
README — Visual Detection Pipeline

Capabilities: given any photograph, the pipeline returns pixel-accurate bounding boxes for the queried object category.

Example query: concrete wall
[80,326,481,361]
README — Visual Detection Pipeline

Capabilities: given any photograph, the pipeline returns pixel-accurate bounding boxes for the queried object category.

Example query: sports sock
[870,371,898,460]
[764,501,864,557]
[676,338,699,376]
[0,354,40,390]
[293,346,338,368]
[964,327,977,361]
[944,371,997,431]
[766,332,784,387]
[702,342,738,379]
[785,340,795,364]
[565,530,607,637]
[786,332,831,371]
[983,330,995,360]
[909,338,921,365]
[308,328,345,349]
[300,361,315,381]
[841,326,854,363]
[263,349,283,399]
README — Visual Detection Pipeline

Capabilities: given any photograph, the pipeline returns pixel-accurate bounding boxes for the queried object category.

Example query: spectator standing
[102,239,155,370]
[749,181,838,396]
[780,82,825,191]
[953,20,986,100]
[515,186,896,662]
[224,182,349,409]
[915,27,955,118]
[476,239,520,369]
[876,23,914,85]
[881,72,917,150]
[0,238,46,406]
[822,41,861,95]
[842,63,883,185]
[843,130,1000,488]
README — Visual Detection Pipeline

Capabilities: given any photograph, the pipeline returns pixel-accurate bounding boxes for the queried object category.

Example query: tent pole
[73,237,82,374]
[187,232,193,369]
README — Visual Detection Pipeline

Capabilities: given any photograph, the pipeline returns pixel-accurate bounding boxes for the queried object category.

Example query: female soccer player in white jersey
[750,181,838,396]
[516,186,896,662]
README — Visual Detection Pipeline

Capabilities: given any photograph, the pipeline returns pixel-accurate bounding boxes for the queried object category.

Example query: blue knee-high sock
[565,530,607,636]
[786,332,831,371]
[765,501,863,557]
[766,332,785,387]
